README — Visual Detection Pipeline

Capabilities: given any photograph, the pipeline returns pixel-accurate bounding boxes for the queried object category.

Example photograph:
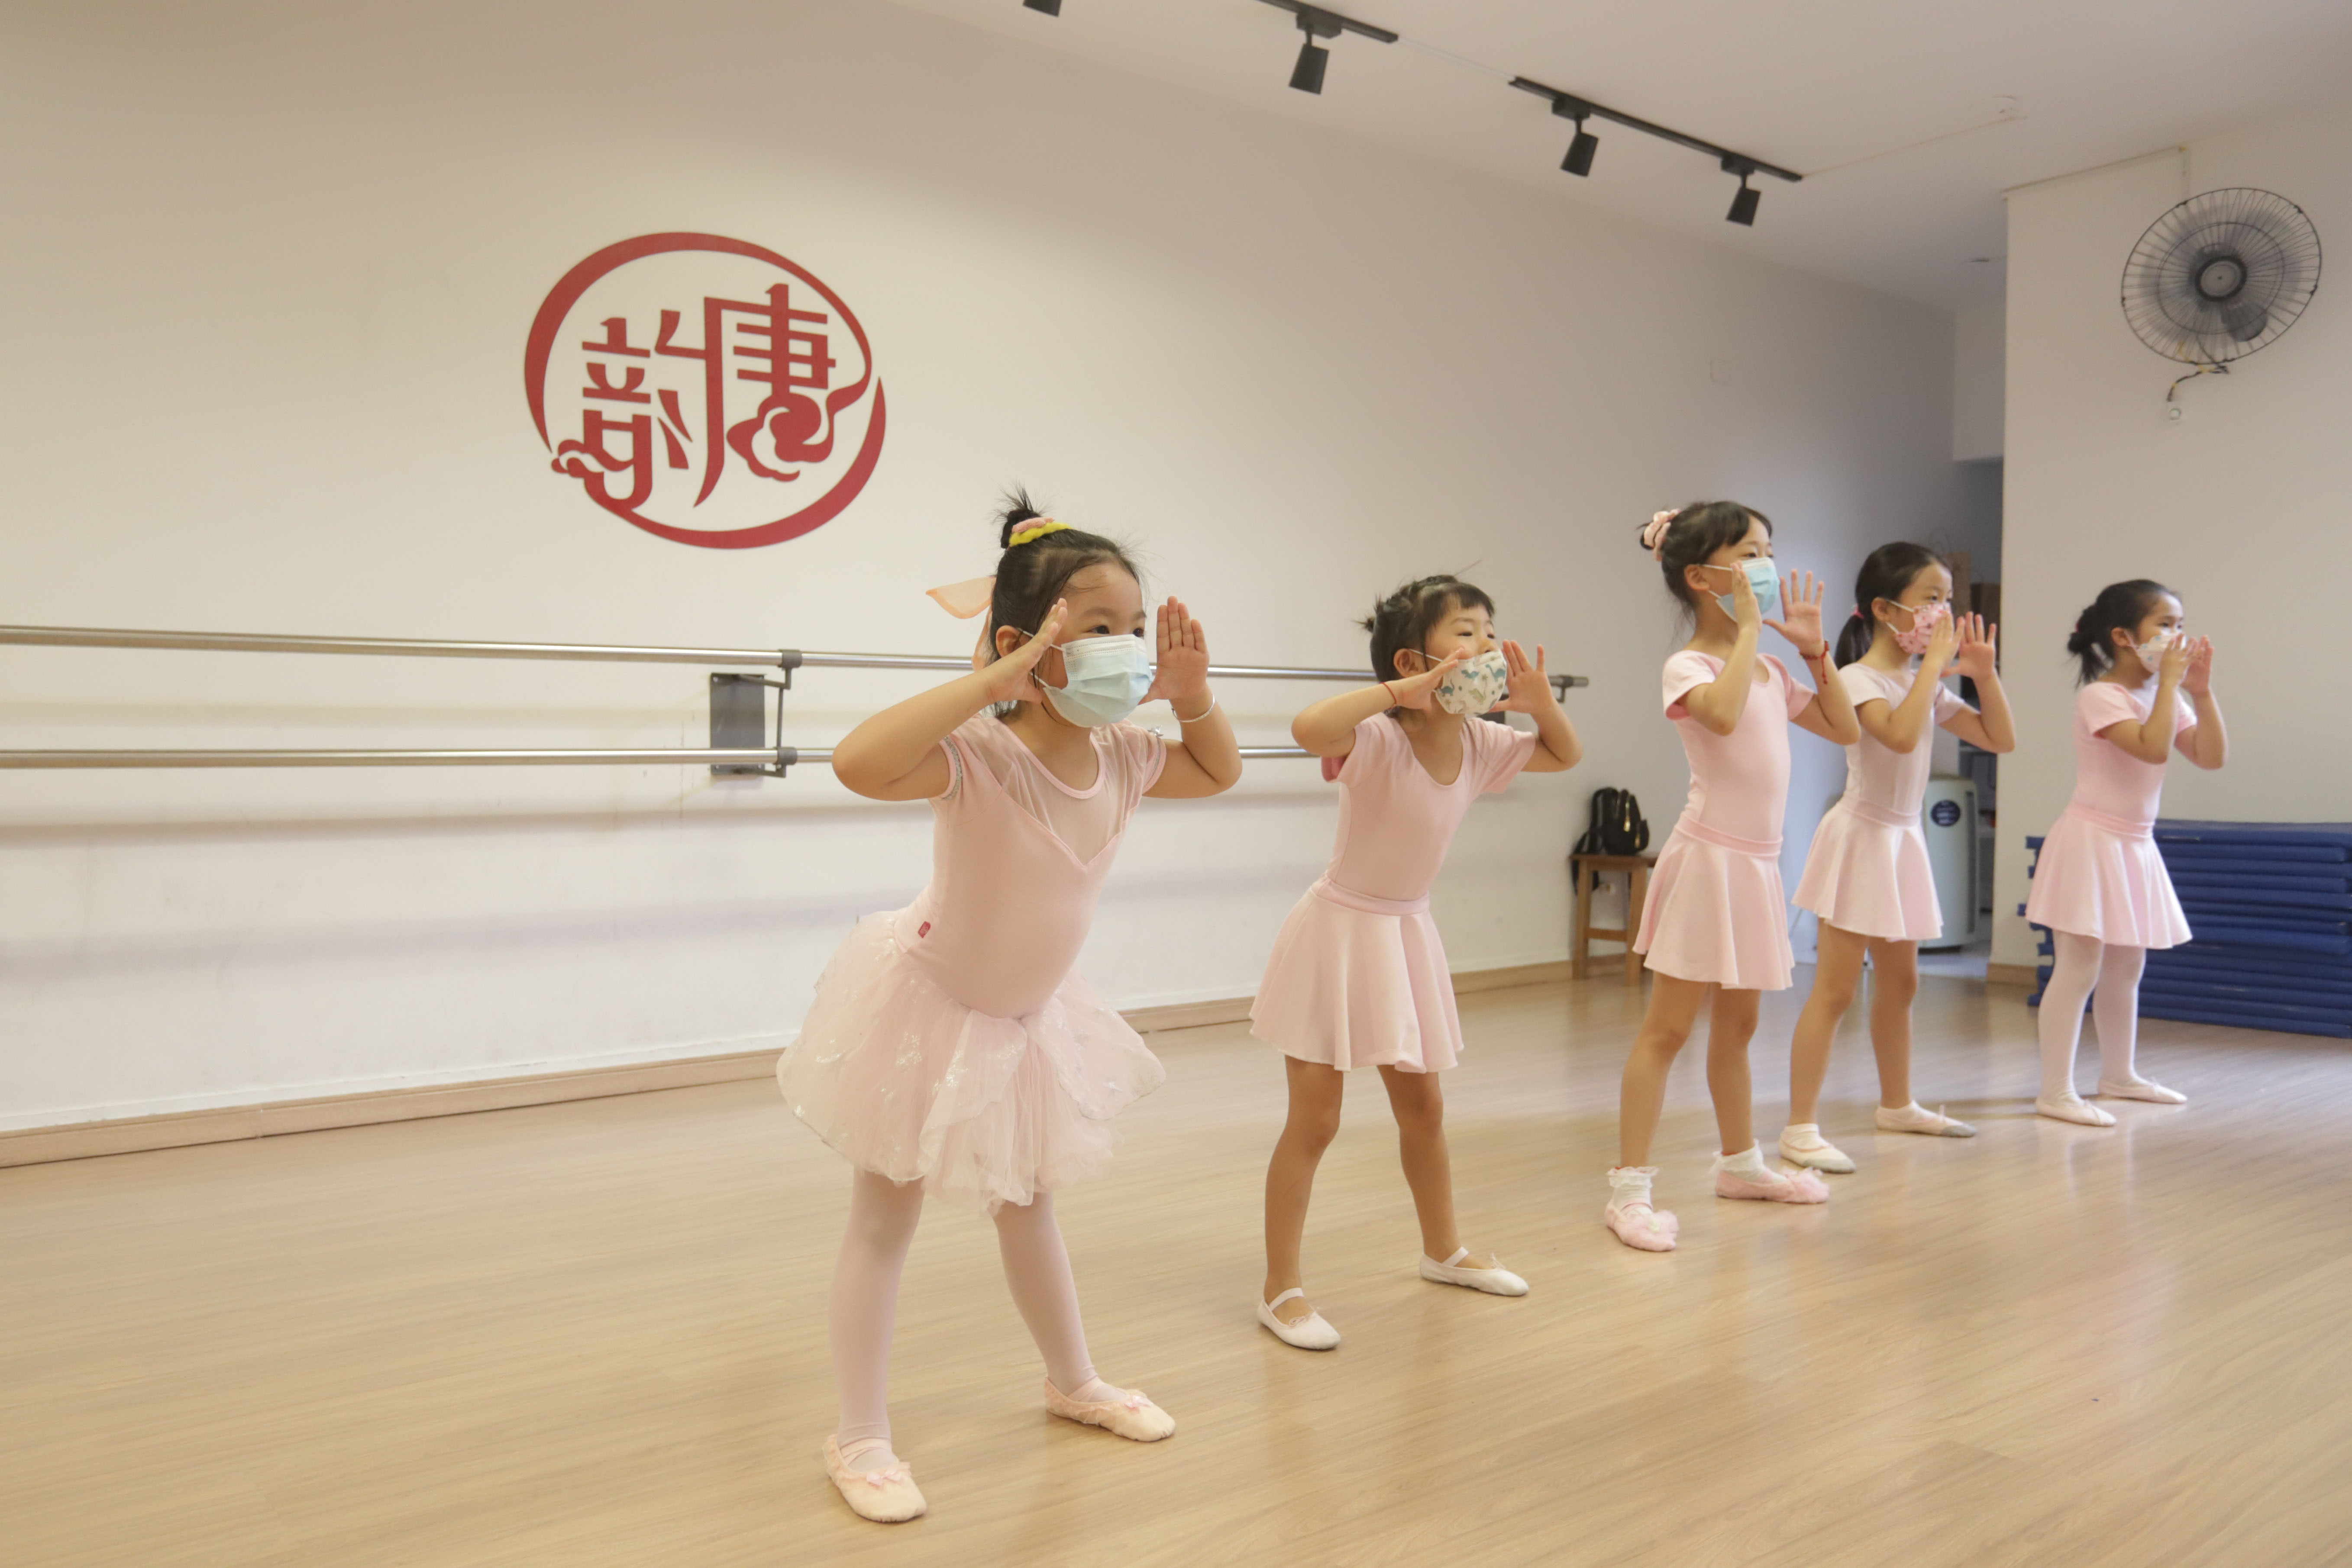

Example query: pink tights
[2038,931,2149,1099]
[829,1169,1097,1453]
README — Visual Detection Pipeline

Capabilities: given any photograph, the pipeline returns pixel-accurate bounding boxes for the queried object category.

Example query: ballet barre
[0,621,1588,774]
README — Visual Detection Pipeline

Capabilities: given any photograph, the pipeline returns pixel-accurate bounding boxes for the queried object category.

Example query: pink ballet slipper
[1044,1377,1176,1442]
[1714,1164,1829,1203]
[2097,1078,2187,1105]
[1605,1200,1680,1251]
[824,1436,927,1524]
[2036,1093,2116,1127]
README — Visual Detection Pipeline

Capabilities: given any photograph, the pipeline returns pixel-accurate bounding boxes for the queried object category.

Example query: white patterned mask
[1431,649,1511,715]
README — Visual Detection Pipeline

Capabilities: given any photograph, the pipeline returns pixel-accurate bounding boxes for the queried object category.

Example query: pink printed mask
[1884,600,1949,658]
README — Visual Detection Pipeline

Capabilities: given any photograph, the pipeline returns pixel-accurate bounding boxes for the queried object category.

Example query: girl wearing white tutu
[1251,576,1582,1350]
[2026,580,2226,1125]
[1605,503,1860,1252]
[778,495,1241,1522]
[1779,543,2015,1173]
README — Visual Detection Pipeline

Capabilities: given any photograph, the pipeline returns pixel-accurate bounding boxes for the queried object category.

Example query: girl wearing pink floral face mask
[1781,543,2016,1174]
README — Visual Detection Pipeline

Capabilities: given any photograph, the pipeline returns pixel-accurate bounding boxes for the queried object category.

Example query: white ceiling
[886,0,2352,311]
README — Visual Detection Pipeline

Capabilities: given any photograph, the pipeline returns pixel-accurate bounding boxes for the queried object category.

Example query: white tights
[2037,931,2150,1099]
[829,1169,1098,1458]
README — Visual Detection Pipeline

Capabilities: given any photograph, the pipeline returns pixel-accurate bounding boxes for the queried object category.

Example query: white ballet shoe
[1777,1124,1855,1173]
[2035,1093,2116,1127]
[1257,1287,1341,1350]
[824,1436,927,1524]
[2098,1078,2187,1105]
[1418,1246,1529,1296]
[1044,1377,1176,1441]
[1875,1101,1977,1137]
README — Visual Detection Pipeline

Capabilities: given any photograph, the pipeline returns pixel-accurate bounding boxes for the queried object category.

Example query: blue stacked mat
[2023,821,2352,1040]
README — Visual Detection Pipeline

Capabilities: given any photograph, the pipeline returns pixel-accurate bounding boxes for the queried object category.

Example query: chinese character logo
[524,233,885,549]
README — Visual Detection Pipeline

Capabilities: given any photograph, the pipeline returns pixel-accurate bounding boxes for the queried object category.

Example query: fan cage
[2121,187,2321,366]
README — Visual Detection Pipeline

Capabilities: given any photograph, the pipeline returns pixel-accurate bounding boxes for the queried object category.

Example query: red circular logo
[525,233,886,549]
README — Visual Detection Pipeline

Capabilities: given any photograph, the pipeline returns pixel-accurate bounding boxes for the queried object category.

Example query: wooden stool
[1570,852,1657,985]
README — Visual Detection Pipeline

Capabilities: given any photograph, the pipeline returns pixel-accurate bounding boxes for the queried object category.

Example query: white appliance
[1920,776,1978,950]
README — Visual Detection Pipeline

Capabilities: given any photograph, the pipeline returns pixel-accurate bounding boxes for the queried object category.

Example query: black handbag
[1574,788,1651,857]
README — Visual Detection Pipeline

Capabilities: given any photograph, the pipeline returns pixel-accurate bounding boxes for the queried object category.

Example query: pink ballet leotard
[777,715,1168,1211]
[2024,680,2196,948]
[1633,651,1815,990]
[1250,713,1536,1072]
[1792,661,1967,942]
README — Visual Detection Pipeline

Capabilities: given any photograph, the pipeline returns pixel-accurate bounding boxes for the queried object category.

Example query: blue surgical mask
[1039,633,1153,728]
[1708,558,1781,622]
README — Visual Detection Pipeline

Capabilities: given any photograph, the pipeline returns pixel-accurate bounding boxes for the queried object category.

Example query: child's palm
[1499,640,1552,714]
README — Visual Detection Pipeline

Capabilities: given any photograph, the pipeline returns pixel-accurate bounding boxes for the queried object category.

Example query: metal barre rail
[0,745,1318,769]
[0,623,1392,685]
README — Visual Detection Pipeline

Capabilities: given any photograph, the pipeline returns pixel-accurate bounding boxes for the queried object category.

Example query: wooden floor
[5,975,2350,1568]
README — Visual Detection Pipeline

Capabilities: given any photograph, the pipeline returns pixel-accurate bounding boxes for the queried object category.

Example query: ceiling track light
[1021,0,1061,13]
[1255,0,1398,97]
[1508,76,1800,223]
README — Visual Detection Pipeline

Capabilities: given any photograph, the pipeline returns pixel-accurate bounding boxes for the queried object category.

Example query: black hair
[1641,501,1773,623]
[2065,579,2174,685]
[1362,575,1496,690]
[983,488,1144,664]
[1835,542,1950,666]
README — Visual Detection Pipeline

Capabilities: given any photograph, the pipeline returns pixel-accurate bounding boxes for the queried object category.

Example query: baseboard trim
[0,958,1594,1169]
[1985,963,2039,989]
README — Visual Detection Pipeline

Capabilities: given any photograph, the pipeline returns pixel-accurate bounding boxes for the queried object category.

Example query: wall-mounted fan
[2122,188,2320,396]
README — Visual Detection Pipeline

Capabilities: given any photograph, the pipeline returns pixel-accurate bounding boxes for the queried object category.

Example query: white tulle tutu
[776,914,1166,1212]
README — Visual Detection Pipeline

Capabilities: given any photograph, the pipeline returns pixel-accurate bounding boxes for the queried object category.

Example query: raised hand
[1387,649,1468,711]
[1143,596,1212,709]
[1765,570,1828,656]
[979,599,1067,706]
[1951,614,1999,682]
[1920,605,1959,674]
[2181,635,2216,696]
[2158,631,2192,686]
[1499,639,1555,714]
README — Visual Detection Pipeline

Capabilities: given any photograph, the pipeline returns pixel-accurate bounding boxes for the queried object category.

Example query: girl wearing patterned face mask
[782,491,1243,1523]
[1250,575,1583,1349]
[1781,543,2016,1176]
[2026,581,2226,1125]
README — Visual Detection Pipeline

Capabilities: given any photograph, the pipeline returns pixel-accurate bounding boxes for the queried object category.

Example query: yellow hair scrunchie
[1007,518,1073,547]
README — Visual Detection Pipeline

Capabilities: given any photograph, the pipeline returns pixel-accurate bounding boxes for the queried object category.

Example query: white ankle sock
[1607,1165,1657,1208]
[1781,1123,1832,1151]
[1713,1144,1770,1180]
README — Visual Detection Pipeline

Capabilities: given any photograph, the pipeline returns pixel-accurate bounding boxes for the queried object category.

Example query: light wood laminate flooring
[3,975,2347,1568]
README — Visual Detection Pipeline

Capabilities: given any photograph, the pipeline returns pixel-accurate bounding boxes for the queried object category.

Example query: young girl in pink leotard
[2026,579,2226,1125]
[1779,542,2016,1174]
[1253,576,1582,1349]
[1605,503,1859,1253]
[777,495,1242,1523]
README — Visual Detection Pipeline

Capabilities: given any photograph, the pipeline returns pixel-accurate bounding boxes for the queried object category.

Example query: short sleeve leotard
[1250,713,1536,1072]
[777,715,1170,1211]
[1792,661,1968,942]
[2024,680,2196,947]
[1632,651,1815,991]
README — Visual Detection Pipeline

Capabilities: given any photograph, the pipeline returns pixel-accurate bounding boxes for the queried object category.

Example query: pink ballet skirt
[776,716,1169,1212]
[2023,681,2197,950]
[1632,651,1815,991]
[1249,712,1534,1073]
[779,913,1164,1213]
[1792,798,1942,942]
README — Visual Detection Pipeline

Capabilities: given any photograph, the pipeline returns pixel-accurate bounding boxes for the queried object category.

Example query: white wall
[1996,108,2352,967]
[1954,302,2007,462]
[0,0,1970,1131]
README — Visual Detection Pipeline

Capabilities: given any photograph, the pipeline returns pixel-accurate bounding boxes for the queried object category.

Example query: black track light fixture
[1552,96,1598,177]
[1021,0,1060,13]
[1723,157,1761,225]
[1256,0,1397,97]
[1509,76,1799,221]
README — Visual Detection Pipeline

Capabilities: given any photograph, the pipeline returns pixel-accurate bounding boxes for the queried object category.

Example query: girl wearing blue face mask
[779,492,1241,1523]
[1603,503,1861,1253]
